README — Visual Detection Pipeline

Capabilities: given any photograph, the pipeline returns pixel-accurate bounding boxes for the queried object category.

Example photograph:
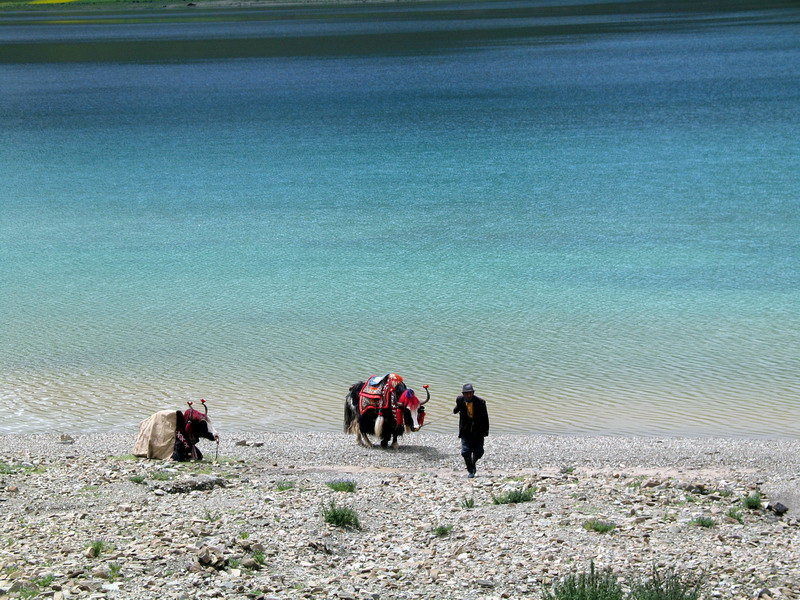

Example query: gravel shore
[1,432,799,600]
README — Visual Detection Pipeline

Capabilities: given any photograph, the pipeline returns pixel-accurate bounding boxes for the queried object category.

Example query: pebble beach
[1,432,799,600]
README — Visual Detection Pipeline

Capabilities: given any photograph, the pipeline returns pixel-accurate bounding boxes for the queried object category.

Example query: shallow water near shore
[1,0,799,435]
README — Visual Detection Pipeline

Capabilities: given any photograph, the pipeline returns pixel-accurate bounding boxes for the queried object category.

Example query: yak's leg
[391,433,399,449]
[357,430,372,447]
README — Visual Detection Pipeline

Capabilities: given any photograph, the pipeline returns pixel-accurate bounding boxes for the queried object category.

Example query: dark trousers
[460,435,485,473]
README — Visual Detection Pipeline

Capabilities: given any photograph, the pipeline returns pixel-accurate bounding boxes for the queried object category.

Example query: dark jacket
[453,395,489,438]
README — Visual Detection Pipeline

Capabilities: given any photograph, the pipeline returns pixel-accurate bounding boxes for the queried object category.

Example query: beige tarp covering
[133,410,178,460]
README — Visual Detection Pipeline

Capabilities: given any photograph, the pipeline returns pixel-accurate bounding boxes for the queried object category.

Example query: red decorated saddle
[358,373,404,416]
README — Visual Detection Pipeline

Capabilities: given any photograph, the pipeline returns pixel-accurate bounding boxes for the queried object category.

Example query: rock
[91,566,111,579]
[187,560,203,573]
[477,580,496,588]
[59,434,76,444]
[642,478,660,488]
[768,502,788,516]
[197,545,226,569]
[757,589,773,599]
[235,440,249,446]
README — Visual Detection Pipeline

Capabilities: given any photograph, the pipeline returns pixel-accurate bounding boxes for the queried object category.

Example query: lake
[1,0,799,435]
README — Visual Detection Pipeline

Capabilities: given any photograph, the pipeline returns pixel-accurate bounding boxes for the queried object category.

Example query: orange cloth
[465,401,474,419]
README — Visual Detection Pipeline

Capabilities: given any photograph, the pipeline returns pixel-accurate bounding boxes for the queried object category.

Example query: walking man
[453,383,489,478]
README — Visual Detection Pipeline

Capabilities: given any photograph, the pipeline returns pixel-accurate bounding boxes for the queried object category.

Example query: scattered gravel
[0,432,798,599]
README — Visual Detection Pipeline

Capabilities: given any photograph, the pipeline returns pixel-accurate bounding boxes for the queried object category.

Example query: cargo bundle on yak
[133,399,219,461]
[344,373,430,448]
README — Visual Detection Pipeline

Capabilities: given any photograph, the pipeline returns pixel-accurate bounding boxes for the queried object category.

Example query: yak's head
[396,387,430,432]
[183,399,219,442]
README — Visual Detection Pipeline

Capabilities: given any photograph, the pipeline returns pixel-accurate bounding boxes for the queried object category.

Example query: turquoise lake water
[1,0,799,435]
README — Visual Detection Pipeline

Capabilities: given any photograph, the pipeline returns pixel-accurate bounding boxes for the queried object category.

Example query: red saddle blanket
[358,373,403,415]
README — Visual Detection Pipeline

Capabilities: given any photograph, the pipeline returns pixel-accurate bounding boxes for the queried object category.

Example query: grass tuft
[742,492,762,510]
[203,508,221,523]
[275,480,295,491]
[32,574,55,588]
[128,475,145,484]
[433,524,453,537]
[252,550,266,565]
[108,563,122,582]
[630,567,703,600]
[543,562,623,600]
[326,480,357,493]
[86,540,110,558]
[582,519,616,533]
[322,501,361,530]
[492,487,535,505]
[151,471,173,481]
[690,516,715,528]
[460,496,476,509]
[726,508,743,524]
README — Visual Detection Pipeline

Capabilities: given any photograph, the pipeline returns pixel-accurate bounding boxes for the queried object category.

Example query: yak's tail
[343,381,363,434]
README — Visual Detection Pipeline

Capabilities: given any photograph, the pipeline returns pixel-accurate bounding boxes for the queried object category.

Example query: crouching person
[133,399,219,461]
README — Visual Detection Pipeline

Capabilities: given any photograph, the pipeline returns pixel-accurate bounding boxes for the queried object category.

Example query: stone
[60,434,76,444]
[768,503,788,516]
[90,566,111,579]
[197,545,226,569]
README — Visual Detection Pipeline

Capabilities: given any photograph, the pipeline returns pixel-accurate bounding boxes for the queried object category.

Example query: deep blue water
[1,0,799,435]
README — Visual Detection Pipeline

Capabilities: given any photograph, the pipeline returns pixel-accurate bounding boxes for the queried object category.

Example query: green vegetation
[543,562,623,600]
[326,480,356,493]
[275,481,295,491]
[321,501,361,530]
[492,487,535,505]
[227,558,241,569]
[86,540,110,558]
[19,586,40,600]
[252,550,266,565]
[726,507,743,524]
[582,519,616,533]
[111,454,137,461]
[0,461,45,475]
[690,516,715,528]
[742,492,762,510]
[560,465,576,475]
[433,524,453,537]
[239,531,250,540]
[203,508,221,523]
[151,471,173,481]
[544,564,703,600]
[630,568,702,600]
[108,563,122,581]
[128,475,146,484]
[716,489,733,498]
[460,496,476,509]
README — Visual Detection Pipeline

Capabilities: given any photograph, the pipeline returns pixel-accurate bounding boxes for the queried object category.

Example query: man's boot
[463,454,475,477]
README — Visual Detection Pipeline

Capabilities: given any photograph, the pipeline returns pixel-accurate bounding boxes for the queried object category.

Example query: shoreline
[1,0,456,14]
[1,432,798,599]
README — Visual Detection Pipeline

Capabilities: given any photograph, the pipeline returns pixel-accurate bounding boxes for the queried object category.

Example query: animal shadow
[390,444,448,461]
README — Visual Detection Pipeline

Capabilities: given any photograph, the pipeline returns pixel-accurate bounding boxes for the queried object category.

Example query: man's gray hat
[462,383,475,393]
